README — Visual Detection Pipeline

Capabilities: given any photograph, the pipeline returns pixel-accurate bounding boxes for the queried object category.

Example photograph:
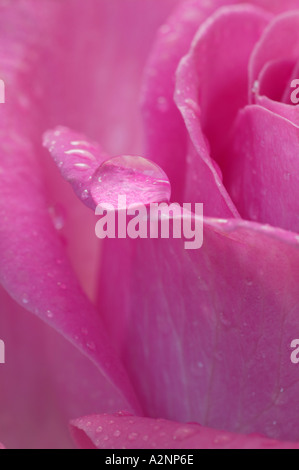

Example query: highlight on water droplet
[91,155,171,210]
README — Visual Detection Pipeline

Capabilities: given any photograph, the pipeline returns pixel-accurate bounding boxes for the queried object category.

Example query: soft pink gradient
[2,0,299,450]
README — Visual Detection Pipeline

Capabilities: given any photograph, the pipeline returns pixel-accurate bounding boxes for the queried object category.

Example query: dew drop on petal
[46,310,54,319]
[91,155,171,209]
[87,341,96,351]
[128,432,138,441]
[173,426,197,441]
[157,96,169,113]
[48,205,65,231]
[57,282,66,290]
[81,189,89,200]
[113,430,121,437]
[22,294,29,304]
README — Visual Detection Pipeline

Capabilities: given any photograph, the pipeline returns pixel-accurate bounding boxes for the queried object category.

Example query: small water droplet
[57,282,66,290]
[49,205,65,231]
[96,426,103,433]
[113,430,121,437]
[219,312,231,327]
[157,96,169,113]
[143,435,149,441]
[128,432,138,441]
[73,162,90,170]
[280,388,284,393]
[46,310,53,318]
[91,155,171,210]
[22,294,29,304]
[65,148,96,161]
[214,434,231,445]
[252,80,259,95]
[87,341,96,351]
[173,427,197,441]
[81,189,89,200]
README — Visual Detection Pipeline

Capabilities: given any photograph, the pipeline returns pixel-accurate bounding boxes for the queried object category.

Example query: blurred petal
[99,217,299,441]
[0,287,130,449]
[0,2,142,430]
[70,414,299,449]
[224,105,299,231]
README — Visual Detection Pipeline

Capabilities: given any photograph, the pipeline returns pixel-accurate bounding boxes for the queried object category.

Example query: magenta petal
[99,218,299,441]
[70,414,299,449]
[0,18,141,422]
[141,0,240,215]
[257,59,294,102]
[0,287,132,449]
[249,11,299,98]
[176,4,271,159]
[224,105,299,231]
[0,136,141,413]
[254,59,299,127]
[43,127,107,209]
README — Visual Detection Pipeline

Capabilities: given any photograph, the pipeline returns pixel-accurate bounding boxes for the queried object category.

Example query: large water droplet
[91,155,171,210]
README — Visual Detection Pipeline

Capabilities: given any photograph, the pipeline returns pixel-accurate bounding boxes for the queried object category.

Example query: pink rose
[1,0,299,449]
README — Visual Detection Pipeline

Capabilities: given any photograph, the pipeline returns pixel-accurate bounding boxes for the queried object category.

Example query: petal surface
[0,1,142,433]
[70,414,299,449]
[0,287,130,449]
[99,216,299,441]
[176,4,271,159]
[224,105,299,232]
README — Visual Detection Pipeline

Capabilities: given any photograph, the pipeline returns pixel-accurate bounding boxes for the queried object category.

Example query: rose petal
[0,0,180,301]
[249,11,299,100]
[254,58,299,127]
[176,4,271,161]
[98,215,299,441]
[43,126,108,210]
[0,287,130,449]
[141,0,241,217]
[257,59,294,102]
[70,414,299,449]
[0,3,141,420]
[224,105,299,232]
